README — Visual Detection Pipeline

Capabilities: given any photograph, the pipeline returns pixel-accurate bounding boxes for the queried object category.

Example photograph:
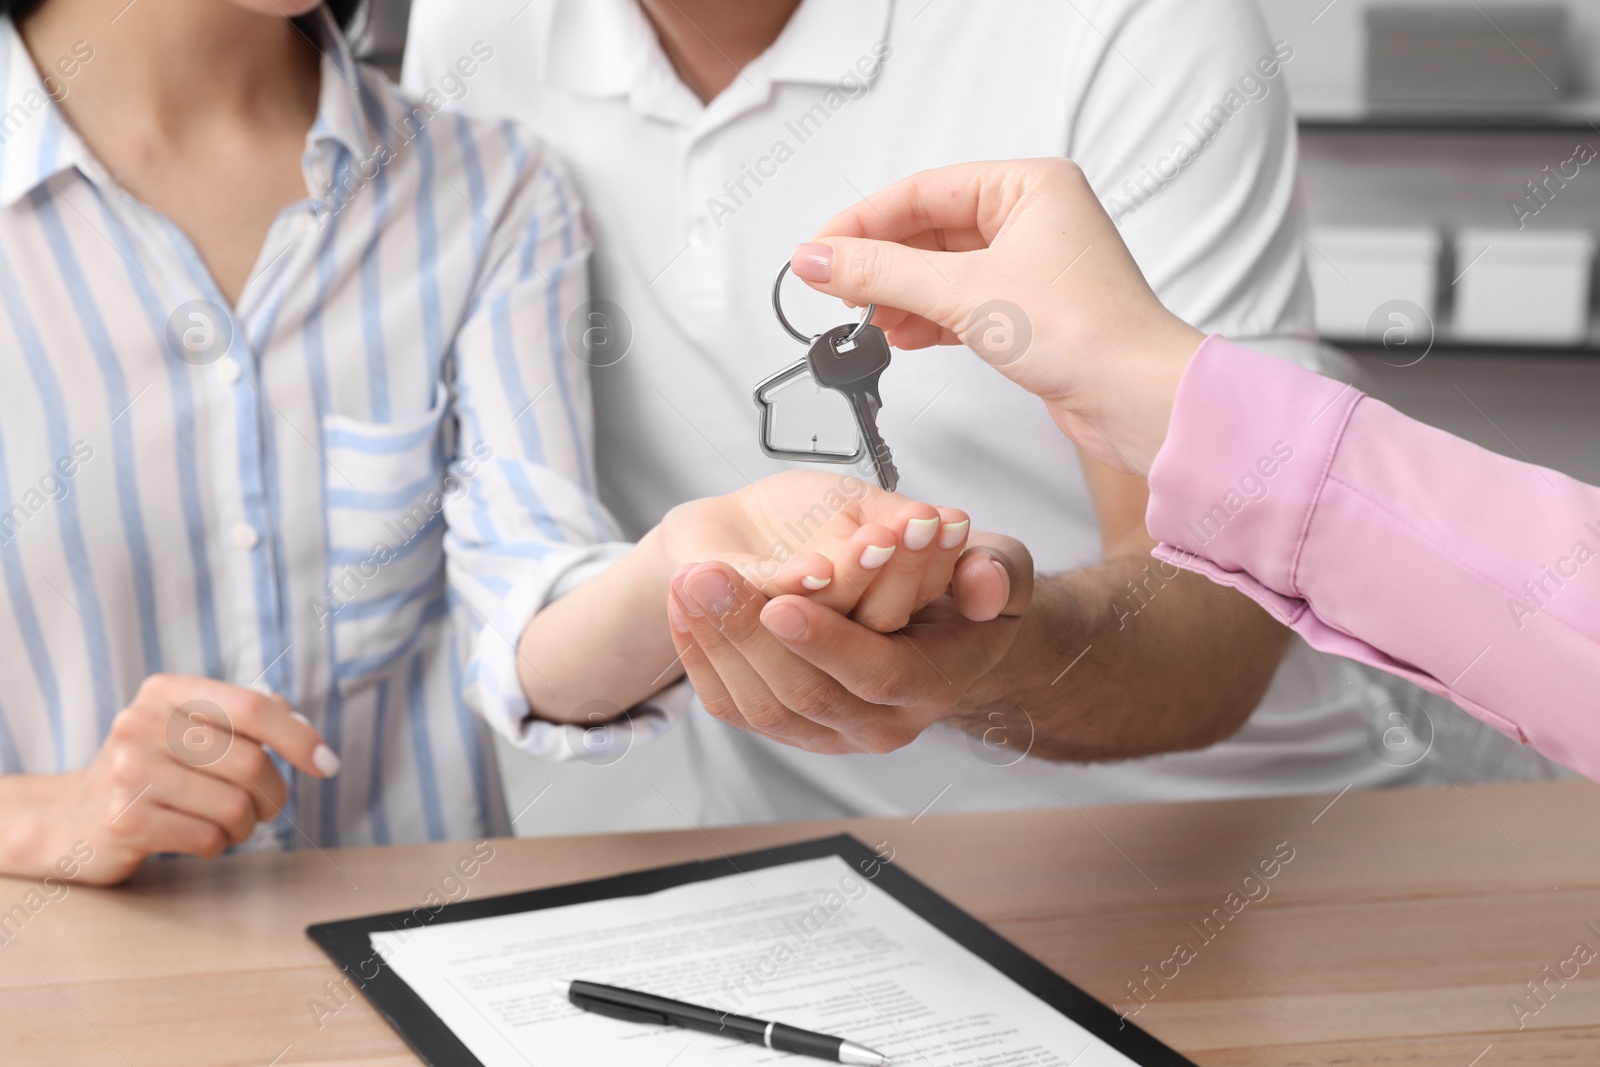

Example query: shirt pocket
[320,384,452,693]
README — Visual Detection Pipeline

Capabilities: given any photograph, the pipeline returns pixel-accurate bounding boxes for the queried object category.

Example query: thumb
[951,534,1033,622]
[791,239,969,336]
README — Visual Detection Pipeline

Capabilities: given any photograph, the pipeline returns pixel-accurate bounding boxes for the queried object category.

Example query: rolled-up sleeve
[440,137,686,758]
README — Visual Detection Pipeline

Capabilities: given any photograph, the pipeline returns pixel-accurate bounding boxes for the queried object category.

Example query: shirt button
[291,211,318,237]
[230,523,261,551]
[216,356,242,384]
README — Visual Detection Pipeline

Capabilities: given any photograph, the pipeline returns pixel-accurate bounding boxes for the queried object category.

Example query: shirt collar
[541,0,893,116]
[541,0,654,100]
[0,16,94,207]
[0,8,375,209]
[760,0,894,88]
[303,4,379,165]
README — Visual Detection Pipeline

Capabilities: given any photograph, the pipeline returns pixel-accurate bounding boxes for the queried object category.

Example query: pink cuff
[1145,335,1360,598]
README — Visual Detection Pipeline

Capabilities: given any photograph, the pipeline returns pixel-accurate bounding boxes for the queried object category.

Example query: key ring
[772,261,876,345]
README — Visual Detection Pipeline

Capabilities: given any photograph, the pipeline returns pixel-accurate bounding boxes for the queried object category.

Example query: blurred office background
[360,0,1590,834]
[1260,0,1600,490]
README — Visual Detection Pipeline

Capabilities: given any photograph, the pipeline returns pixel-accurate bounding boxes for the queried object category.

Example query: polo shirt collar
[542,0,653,100]
[542,0,892,124]
[0,8,375,209]
[762,0,893,87]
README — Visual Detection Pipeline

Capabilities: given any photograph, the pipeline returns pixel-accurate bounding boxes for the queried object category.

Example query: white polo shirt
[405,0,1424,822]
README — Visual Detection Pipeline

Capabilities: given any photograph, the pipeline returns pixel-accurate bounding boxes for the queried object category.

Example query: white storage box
[1453,229,1595,345]
[1307,226,1440,340]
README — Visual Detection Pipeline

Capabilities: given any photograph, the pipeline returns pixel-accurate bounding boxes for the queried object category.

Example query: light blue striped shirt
[0,12,626,847]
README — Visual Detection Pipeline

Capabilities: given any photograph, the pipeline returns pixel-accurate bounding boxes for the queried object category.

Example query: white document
[369,855,1144,1067]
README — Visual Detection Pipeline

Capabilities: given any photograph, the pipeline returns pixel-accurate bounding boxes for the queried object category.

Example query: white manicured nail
[290,711,312,728]
[939,520,970,549]
[801,575,831,591]
[313,744,342,777]
[860,544,896,570]
[904,517,939,552]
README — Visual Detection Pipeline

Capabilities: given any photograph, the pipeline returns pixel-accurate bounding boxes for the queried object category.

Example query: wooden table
[3,780,1598,1065]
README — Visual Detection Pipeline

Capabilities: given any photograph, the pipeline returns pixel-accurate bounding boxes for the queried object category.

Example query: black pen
[553,979,890,1065]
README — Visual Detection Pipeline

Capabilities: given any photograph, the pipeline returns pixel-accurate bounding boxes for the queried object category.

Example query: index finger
[808,158,1067,244]
[141,674,340,779]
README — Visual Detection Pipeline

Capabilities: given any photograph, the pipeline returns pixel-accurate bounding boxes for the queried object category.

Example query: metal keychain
[753,262,899,490]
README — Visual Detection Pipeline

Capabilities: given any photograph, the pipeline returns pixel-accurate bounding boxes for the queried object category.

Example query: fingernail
[801,574,831,591]
[290,711,312,728]
[313,744,341,777]
[684,569,737,616]
[904,517,940,552]
[939,519,970,550]
[791,243,833,283]
[667,595,691,632]
[763,602,809,641]
[859,544,896,570]
[991,558,1010,594]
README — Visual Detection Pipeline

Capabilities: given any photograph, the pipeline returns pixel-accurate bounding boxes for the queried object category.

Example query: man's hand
[665,535,1032,753]
[5,675,340,885]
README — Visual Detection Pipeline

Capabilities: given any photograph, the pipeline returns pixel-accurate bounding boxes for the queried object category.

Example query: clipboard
[307,834,1197,1067]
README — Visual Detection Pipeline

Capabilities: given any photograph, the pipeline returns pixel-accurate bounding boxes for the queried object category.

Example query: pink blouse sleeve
[1145,335,1600,780]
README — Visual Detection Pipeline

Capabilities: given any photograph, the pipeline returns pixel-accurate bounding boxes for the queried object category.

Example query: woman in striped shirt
[0,0,1007,883]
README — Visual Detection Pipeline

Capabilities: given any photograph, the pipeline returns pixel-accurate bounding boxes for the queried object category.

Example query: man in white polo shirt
[403,0,1424,823]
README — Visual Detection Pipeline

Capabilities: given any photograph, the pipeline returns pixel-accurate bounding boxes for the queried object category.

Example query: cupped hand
[790,158,1207,475]
[31,675,338,885]
[664,531,1033,753]
[658,468,987,633]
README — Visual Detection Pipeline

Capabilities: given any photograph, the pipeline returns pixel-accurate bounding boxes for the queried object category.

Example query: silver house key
[753,262,900,491]
[805,322,900,491]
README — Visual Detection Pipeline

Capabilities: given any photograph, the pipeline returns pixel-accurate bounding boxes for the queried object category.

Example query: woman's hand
[657,469,1011,633]
[513,469,1021,731]
[1,675,338,885]
[789,158,1207,475]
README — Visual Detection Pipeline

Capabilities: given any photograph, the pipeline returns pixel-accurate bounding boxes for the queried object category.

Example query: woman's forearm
[1146,337,1600,780]
[514,527,684,724]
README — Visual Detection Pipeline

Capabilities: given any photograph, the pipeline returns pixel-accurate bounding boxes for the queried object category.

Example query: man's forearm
[957,554,1291,761]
